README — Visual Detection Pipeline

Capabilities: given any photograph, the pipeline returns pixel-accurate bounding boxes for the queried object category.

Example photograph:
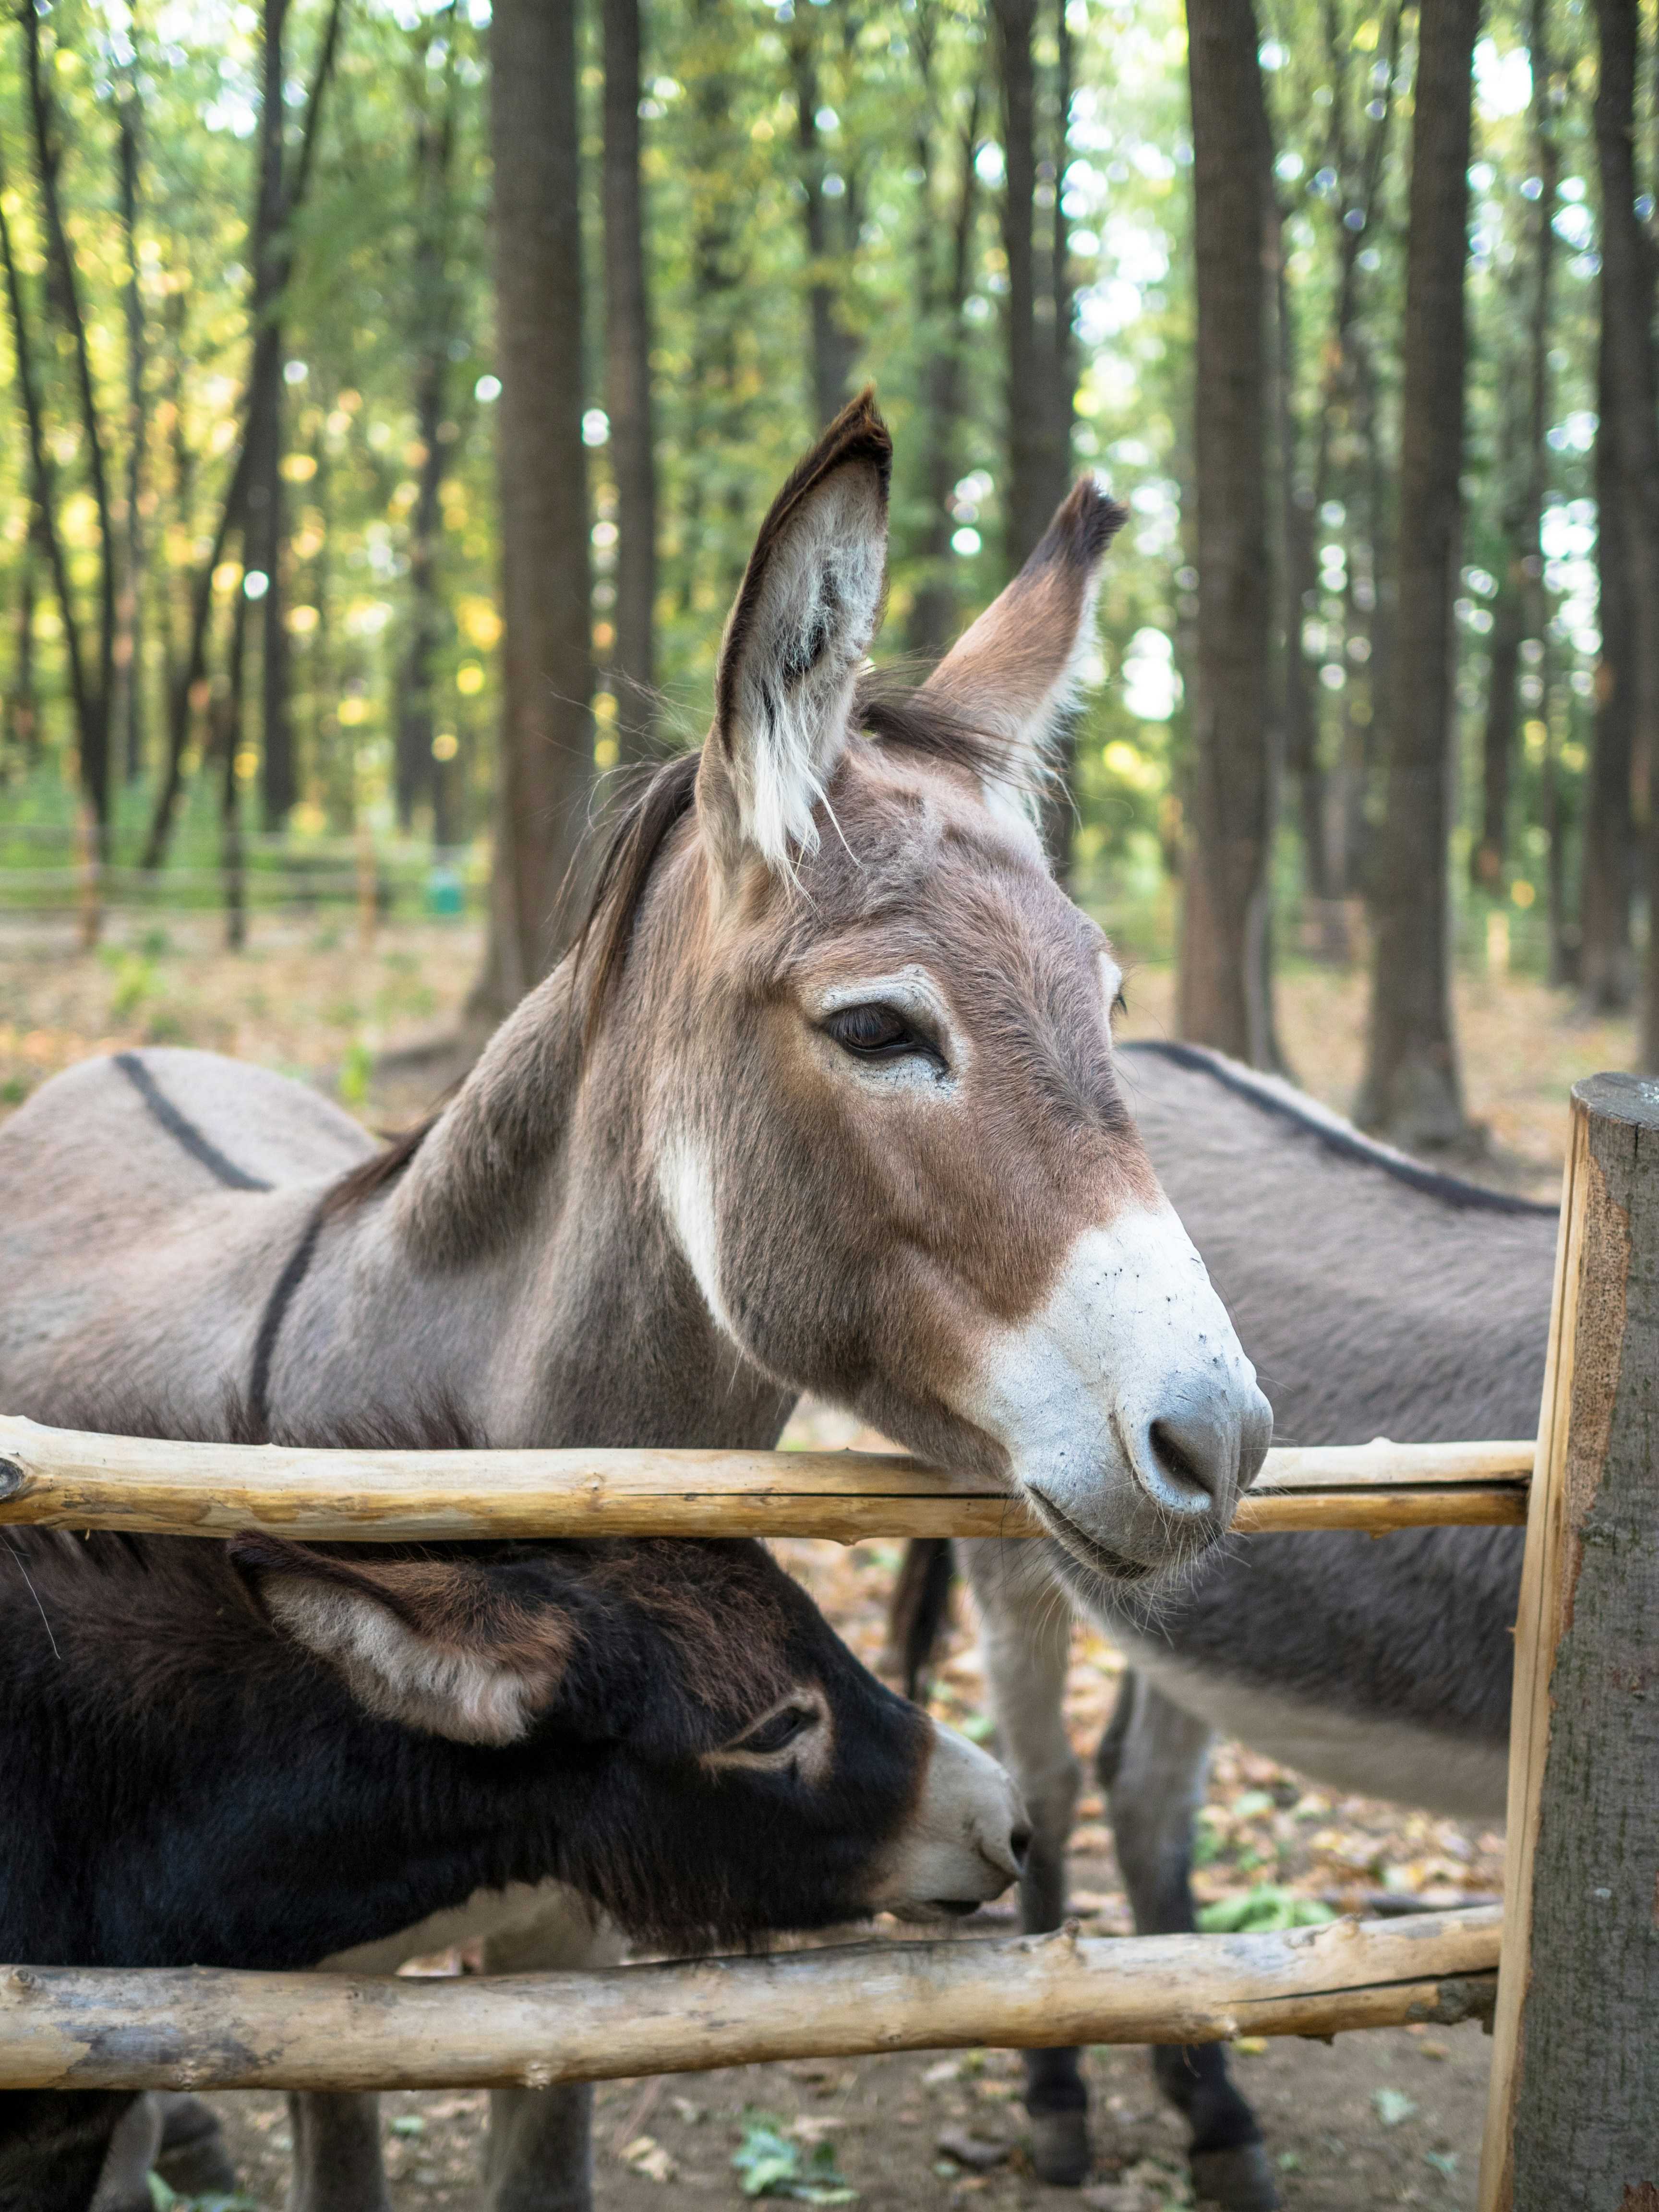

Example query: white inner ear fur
[722,470,886,870]
[264,1581,552,1746]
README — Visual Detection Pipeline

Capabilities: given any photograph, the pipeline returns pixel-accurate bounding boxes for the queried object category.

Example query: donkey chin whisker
[1023,1489,1153,1584]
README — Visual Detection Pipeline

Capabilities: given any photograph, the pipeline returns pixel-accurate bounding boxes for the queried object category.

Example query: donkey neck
[280,926,793,1453]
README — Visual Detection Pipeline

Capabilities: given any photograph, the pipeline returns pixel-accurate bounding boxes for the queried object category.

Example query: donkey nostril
[1145,1408,1232,1512]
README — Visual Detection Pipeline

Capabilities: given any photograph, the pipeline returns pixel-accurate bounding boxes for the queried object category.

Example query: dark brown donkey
[0,394,1269,2211]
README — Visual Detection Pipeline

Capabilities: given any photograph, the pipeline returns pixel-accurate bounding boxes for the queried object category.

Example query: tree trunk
[468,0,595,1024]
[905,63,983,661]
[603,0,657,758]
[141,0,341,867]
[1580,328,1636,1009]
[1475,587,1523,889]
[5,530,40,756]
[1474,0,1557,898]
[993,0,1072,571]
[1356,0,1479,1148]
[1176,0,1275,1069]
[1595,0,1659,1061]
[16,0,116,850]
[249,0,294,831]
[394,24,461,832]
[116,39,148,784]
[790,15,860,433]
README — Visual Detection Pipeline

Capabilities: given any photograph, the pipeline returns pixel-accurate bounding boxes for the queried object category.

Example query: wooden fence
[2,1070,1654,2212]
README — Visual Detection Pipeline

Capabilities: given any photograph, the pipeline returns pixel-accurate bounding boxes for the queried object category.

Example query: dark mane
[328,675,1031,1214]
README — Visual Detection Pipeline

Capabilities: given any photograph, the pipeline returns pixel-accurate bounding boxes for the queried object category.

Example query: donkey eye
[824,1003,943,1067]
[732,1704,817,1756]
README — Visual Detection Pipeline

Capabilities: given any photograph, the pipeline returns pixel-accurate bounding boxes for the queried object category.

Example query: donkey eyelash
[822,1002,948,1071]
[733,1704,817,1757]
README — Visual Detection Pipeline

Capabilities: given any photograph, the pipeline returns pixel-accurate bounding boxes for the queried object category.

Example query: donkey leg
[0,2093,142,2212]
[963,1539,1091,2186]
[88,2093,164,2212]
[480,1888,625,2212]
[285,2092,392,2212]
[152,2092,239,2197]
[1102,1677,1279,2212]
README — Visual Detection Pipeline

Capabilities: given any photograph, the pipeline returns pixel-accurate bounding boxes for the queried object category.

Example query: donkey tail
[884,1538,956,1701]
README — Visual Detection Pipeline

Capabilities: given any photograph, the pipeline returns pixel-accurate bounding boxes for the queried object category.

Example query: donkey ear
[922,478,1126,778]
[231,1535,574,1746]
[698,389,891,878]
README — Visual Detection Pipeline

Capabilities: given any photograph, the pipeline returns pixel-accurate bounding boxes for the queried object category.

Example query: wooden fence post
[1479,1073,1659,2209]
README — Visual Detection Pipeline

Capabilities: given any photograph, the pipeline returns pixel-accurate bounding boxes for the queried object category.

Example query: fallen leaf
[1374,2088,1418,2128]
[935,2127,1010,2171]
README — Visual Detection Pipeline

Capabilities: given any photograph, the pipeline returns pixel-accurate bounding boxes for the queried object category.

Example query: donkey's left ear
[922,477,1126,780]
[698,389,890,879]
[230,1534,575,1745]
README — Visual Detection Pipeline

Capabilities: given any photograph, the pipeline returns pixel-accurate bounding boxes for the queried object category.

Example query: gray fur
[969,1039,1556,2200]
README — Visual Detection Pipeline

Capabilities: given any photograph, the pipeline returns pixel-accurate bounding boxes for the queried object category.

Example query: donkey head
[635,395,1271,1583]
[231,1532,1026,1943]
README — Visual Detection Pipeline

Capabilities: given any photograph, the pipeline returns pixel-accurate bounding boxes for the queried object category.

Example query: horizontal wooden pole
[0,1909,1501,2093]
[0,1419,1534,1542]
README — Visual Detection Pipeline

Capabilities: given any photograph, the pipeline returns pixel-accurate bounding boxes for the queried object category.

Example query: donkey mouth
[1025,1488,1155,1584]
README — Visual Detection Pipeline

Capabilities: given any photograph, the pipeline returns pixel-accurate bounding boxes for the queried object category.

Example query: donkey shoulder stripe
[1119,1040,1556,1219]
[113,1052,275,1193]
[247,1202,331,1439]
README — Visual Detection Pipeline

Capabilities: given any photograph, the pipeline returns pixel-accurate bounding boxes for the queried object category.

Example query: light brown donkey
[0,393,1270,2211]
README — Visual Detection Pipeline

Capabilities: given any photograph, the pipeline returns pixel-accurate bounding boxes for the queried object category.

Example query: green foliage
[732,2113,860,2202]
[1196,1883,1336,1933]
[0,0,1608,963]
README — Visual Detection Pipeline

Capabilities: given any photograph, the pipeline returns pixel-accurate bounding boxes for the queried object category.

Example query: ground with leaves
[0,913,1605,2210]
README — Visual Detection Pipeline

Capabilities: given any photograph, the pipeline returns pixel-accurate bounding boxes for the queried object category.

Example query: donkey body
[2,1516,1021,2212]
[0,399,1268,2212]
[956,1040,1556,2208]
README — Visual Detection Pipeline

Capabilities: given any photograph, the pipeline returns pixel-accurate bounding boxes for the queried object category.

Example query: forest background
[0,0,1650,1153]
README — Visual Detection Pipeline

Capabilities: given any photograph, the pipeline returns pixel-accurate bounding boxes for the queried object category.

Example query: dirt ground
[1,911,1601,2210]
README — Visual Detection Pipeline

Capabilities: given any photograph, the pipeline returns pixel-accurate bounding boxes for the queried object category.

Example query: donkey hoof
[1028,2108,1092,2187]
[1189,2140,1281,2211]
[155,2094,240,2196]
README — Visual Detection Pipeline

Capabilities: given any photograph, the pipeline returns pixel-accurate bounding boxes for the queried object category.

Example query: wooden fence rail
[0,1909,1502,2095]
[0,1419,1533,1541]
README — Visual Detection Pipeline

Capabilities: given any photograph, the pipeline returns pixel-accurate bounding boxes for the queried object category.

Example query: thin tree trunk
[116,29,149,784]
[1595,0,1659,1062]
[248,0,293,830]
[141,0,341,867]
[1476,585,1524,887]
[603,0,657,758]
[790,14,859,433]
[1581,329,1636,1008]
[17,0,116,850]
[394,20,461,831]
[1357,0,1479,1148]
[1474,0,1557,895]
[993,0,1071,572]
[1176,0,1275,1069]
[6,534,40,756]
[218,588,251,952]
[469,0,595,1023]
[906,72,984,660]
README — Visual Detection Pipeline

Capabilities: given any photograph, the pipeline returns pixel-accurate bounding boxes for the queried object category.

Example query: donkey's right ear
[922,478,1125,787]
[697,390,891,882]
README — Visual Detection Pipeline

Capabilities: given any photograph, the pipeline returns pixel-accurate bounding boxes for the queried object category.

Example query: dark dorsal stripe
[1120,1038,1558,1219]
[109,1050,330,1438]
[247,1200,330,1441]
[114,1052,275,1193]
